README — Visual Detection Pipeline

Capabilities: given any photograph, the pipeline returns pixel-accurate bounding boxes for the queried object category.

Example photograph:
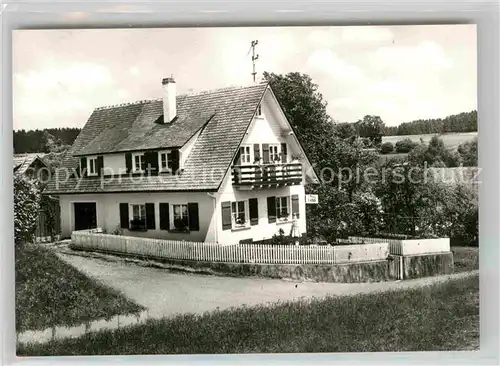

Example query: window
[158,150,174,172]
[231,200,247,227]
[132,204,146,220]
[276,196,289,221]
[269,145,280,163]
[87,156,97,176]
[133,153,144,172]
[172,204,189,231]
[256,104,262,117]
[130,204,146,230]
[241,146,252,164]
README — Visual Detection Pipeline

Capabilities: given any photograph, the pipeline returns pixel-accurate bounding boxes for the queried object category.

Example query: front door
[74,202,97,231]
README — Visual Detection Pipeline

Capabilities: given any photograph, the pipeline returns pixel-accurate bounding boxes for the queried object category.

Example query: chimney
[162,77,176,123]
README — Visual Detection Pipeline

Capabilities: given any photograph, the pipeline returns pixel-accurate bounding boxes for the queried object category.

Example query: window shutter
[249,198,259,226]
[170,149,180,174]
[145,203,155,230]
[80,157,87,177]
[291,194,300,218]
[125,152,132,173]
[234,147,242,165]
[281,143,288,163]
[188,202,200,231]
[119,203,129,229]
[140,154,147,172]
[267,196,276,223]
[262,143,270,164]
[221,201,232,230]
[253,144,261,163]
[97,156,104,176]
[159,203,170,230]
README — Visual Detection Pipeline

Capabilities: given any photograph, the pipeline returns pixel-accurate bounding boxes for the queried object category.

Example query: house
[13,153,50,181]
[45,79,320,244]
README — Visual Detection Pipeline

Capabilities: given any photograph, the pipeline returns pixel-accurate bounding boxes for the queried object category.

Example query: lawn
[16,244,144,332]
[452,246,479,273]
[18,273,479,355]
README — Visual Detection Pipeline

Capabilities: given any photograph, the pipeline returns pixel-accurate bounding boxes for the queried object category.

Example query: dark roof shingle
[46,83,268,194]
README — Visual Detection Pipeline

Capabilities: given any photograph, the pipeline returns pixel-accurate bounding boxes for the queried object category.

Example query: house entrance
[74,202,97,231]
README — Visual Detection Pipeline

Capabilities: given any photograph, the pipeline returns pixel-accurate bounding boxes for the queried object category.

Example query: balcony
[232,163,302,189]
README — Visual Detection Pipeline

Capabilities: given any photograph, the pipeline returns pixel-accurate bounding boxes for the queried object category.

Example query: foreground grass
[18,273,479,355]
[452,246,479,273]
[16,245,144,332]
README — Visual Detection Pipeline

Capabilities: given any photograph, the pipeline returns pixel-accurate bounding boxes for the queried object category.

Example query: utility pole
[250,40,259,83]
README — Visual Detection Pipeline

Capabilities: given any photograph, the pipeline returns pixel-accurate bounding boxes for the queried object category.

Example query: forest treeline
[14,128,80,154]
[383,110,477,136]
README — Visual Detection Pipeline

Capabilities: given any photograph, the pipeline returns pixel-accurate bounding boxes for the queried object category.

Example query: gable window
[172,204,189,231]
[87,156,98,176]
[269,145,280,163]
[241,146,252,164]
[133,152,145,173]
[256,104,263,117]
[158,150,174,172]
[231,200,248,228]
[276,196,289,221]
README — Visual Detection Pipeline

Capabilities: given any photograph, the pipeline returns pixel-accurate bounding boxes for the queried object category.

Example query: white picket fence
[348,236,450,256]
[71,231,389,265]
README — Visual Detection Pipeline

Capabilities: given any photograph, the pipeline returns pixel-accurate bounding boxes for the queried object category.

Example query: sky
[12,25,476,130]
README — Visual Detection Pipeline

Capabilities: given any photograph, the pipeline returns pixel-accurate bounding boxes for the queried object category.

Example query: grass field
[382,132,477,150]
[452,246,479,273]
[18,272,479,355]
[16,245,144,332]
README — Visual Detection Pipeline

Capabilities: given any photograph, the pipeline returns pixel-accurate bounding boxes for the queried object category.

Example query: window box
[173,214,189,231]
[130,218,147,231]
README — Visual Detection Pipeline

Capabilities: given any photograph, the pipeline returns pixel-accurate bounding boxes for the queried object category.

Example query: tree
[375,162,452,237]
[355,115,385,146]
[263,72,336,165]
[395,138,419,153]
[457,138,478,167]
[408,136,461,167]
[334,122,357,139]
[380,142,394,154]
[14,175,41,247]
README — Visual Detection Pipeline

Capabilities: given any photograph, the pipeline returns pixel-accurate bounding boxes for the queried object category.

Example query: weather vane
[249,40,259,83]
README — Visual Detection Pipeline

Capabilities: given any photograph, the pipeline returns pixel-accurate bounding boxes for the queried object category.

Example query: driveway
[55,252,478,320]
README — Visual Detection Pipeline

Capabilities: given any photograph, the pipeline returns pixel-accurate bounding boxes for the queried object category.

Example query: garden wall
[348,236,450,256]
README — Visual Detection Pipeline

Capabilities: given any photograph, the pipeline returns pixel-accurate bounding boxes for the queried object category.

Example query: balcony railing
[232,163,302,188]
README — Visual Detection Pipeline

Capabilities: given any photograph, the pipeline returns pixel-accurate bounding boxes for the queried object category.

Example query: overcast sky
[13,25,476,130]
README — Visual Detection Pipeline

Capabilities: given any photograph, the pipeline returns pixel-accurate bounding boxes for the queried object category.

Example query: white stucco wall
[59,192,215,242]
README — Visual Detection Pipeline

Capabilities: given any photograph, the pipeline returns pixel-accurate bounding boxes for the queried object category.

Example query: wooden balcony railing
[232,163,302,188]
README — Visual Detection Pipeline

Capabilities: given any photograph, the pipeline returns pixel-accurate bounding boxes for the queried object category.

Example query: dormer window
[158,150,174,173]
[256,104,262,117]
[87,156,98,176]
[132,152,145,173]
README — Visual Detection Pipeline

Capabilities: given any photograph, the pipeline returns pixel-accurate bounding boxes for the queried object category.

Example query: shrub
[14,175,41,247]
[380,142,394,154]
[395,138,419,153]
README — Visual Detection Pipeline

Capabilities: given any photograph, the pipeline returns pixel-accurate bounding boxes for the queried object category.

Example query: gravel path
[56,251,478,319]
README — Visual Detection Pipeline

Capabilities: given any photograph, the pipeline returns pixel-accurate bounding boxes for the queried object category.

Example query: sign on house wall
[305,194,318,204]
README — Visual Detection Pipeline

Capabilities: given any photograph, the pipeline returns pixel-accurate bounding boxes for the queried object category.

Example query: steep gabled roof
[13,153,49,176]
[45,82,268,194]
